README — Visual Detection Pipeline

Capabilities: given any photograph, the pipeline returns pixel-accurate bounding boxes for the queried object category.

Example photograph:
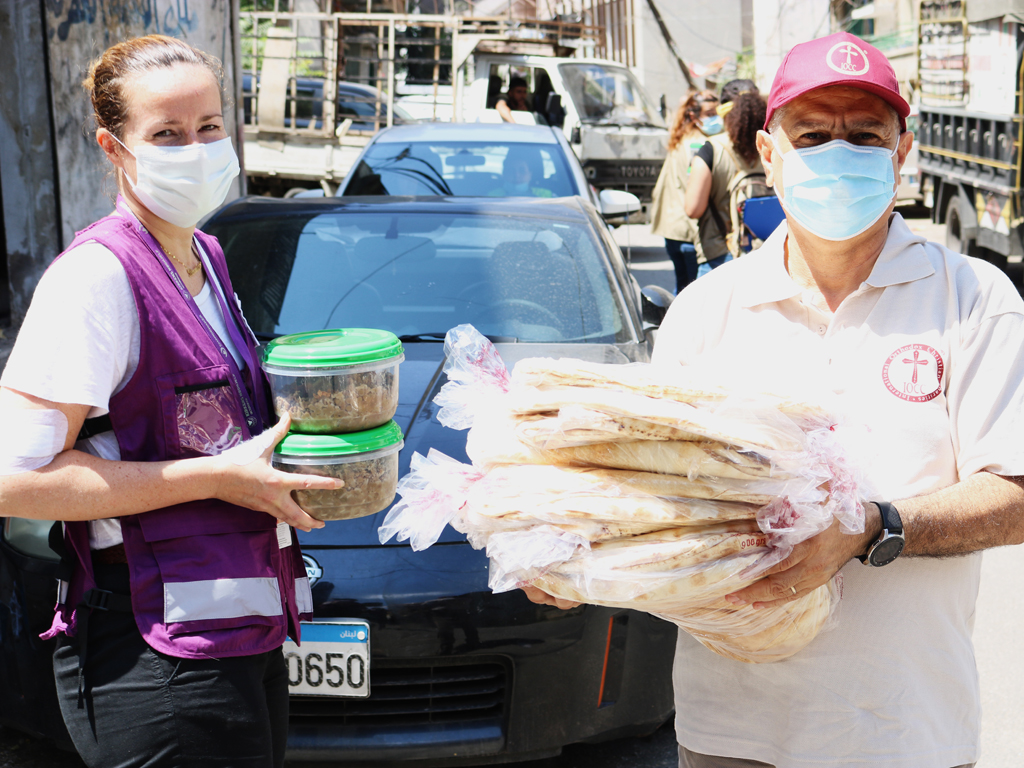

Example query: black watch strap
[858,501,904,564]
[876,501,903,536]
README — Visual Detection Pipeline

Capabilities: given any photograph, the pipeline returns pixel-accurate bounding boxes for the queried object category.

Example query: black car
[0,196,677,765]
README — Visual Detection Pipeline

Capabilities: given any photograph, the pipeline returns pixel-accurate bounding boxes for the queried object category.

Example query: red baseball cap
[764,32,910,131]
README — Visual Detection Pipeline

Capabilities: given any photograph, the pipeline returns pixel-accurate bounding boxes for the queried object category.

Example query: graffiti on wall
[46,0,199,42]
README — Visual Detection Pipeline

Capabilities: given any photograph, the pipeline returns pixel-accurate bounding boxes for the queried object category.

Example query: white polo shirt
[652,214,1024,768]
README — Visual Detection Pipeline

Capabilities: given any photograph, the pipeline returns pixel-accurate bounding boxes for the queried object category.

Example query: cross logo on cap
[826,40,870,76]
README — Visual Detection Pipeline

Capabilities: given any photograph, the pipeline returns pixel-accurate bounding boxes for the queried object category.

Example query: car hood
[296,340,648,548]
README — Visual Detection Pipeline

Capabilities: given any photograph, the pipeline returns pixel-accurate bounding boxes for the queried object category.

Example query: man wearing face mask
[0,35,339,768]
[649,31,1024,768]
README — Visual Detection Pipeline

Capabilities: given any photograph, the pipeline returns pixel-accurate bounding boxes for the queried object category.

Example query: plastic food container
[261,329,404,434]
[273,421,405,521]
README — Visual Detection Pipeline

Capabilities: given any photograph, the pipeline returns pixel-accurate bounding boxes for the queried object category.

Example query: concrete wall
[43,0,243,249]
[0,0,61,324]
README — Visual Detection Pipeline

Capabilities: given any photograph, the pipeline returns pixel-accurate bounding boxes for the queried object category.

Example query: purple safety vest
[43,198,312,659]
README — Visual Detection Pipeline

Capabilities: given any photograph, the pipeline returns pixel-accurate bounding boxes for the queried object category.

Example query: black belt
[76,584,133,707]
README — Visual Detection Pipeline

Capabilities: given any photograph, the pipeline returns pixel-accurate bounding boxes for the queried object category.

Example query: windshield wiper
[398,332,447,342]
[398,333,519,343]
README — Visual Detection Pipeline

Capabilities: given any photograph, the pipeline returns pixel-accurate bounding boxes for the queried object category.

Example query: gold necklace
[158,240,203,277]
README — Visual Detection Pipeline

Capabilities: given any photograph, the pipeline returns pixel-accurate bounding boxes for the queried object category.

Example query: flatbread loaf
[506,388,807,453]
[556,521,767,574]
[510,357,834,426]
[515,408,707,448]
[661,583,833,663]
[534,550,766,608]
[537,440,783,481]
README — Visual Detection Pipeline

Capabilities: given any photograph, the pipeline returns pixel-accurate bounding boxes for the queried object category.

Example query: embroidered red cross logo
[882,344,944,403]
[902,349,929,384]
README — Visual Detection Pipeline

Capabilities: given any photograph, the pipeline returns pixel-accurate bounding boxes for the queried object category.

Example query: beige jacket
[650,131,707,242]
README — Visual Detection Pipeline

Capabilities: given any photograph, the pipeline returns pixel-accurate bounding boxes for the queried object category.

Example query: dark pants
[664,239,698,294]
[54,564,289,768]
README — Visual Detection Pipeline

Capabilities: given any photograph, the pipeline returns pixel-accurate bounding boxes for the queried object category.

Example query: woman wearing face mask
[0,36,339,768]
[684,89,768,277]
[649,89,719,293]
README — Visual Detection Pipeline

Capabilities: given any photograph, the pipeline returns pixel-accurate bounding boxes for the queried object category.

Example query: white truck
[239,11,669,205]
[916,0,1024,283]
[461,53,669,204]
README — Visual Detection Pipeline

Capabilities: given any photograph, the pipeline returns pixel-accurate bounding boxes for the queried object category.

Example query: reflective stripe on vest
[164,578,282,623]
[295,576,313,615]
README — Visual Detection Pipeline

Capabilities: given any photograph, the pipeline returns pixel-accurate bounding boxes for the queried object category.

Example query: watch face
[869,536,905,567]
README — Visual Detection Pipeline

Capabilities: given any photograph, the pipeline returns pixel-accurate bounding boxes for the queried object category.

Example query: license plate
[283,620,370,698]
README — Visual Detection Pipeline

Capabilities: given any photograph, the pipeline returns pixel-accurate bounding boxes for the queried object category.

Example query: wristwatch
[858,501,905,567]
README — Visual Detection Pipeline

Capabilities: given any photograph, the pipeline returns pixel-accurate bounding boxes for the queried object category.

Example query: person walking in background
[650,89,720,293]
[684,89,767,277]
[0,35,340,767]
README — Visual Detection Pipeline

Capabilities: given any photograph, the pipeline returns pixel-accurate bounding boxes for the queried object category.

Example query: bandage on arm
[0,408,70,475]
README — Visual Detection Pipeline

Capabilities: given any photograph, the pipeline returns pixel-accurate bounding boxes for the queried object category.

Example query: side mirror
[545,92,566,130]
[570,125,582,144]
[640,284,674,326]
[599,189,641,219]
[659,94,667,120]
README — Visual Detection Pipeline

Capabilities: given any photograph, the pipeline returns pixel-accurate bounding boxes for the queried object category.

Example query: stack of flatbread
[381,327,862,664]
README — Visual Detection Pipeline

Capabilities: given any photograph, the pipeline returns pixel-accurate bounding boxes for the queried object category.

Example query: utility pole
[643,0,697,90]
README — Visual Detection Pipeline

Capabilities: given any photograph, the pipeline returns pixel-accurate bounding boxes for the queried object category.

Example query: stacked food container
[262,329,405,520]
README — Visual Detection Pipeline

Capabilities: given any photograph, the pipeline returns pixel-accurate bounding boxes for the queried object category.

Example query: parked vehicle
[335,123,586,199]
[331,122,641,222]
[463,55,669,204]
[896,108,922,205]
[916,0,1024,276]
[0,195,676,764]
[242,74,417,133]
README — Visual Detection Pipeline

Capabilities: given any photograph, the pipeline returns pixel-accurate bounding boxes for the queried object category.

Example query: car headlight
[2,517,60,561]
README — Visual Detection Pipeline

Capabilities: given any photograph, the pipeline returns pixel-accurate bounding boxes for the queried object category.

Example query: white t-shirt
[1,239,244,549]
[651,214,1024,768]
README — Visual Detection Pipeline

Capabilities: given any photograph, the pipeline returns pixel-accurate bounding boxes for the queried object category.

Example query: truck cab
[463,54,669,205]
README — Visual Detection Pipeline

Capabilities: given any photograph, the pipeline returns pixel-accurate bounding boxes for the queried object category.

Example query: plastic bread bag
[656,577,842,663]
[380,452,766,550]
[379,450,849,663]
[435,326,864,532]
[433,323,510,431]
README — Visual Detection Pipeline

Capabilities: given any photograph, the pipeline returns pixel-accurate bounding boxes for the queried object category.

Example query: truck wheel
[945,195,971,254]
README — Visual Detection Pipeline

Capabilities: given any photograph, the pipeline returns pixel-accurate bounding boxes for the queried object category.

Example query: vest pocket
[141,521,286,636]
[157,366,246,458]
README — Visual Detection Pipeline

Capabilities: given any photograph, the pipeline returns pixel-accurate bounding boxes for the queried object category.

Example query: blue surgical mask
[700,115,724,135]
[774,138,898,241]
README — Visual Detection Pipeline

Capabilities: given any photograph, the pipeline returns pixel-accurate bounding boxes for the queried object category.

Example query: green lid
[262,329,403,368]
[274,420,404,457]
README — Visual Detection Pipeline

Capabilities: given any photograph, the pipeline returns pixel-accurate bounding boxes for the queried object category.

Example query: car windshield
[210,208,630,344]
[558,63,664,127]
[342,141,578,197]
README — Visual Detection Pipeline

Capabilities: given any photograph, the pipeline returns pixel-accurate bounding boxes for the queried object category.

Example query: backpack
[706,146,779,258]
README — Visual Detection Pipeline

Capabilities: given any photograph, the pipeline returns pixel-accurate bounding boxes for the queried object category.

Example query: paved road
[2,211,1023,767]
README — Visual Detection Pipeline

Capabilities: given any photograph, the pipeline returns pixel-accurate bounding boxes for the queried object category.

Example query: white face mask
[115,136,240,228]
